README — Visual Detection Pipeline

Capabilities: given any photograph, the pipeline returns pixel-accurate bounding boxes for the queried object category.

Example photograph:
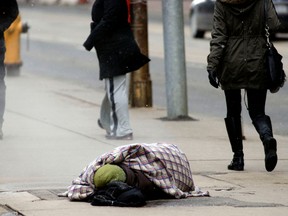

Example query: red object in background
[126,0,131,23]
[78,0,89,4]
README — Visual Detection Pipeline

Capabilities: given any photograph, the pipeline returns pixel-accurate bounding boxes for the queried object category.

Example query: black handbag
[90,181,146,207]
[264,0,286,93]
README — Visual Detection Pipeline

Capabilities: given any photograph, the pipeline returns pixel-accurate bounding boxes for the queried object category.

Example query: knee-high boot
[225,117,244,171]
[252,115,277,172]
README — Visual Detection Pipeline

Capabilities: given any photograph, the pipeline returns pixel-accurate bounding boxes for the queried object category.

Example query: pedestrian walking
[83,0,150,140]
[207,0,281,172]
[0,0,19,140]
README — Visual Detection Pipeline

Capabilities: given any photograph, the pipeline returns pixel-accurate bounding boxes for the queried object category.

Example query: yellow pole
[129,0,152,107]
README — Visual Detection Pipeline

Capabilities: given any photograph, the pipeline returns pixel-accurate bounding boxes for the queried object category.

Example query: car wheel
[190,11,205,38]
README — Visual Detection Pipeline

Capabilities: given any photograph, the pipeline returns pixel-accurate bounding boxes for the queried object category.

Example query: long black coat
[0,0,19,39]
[83,0,150,80]
[207,0,280,90]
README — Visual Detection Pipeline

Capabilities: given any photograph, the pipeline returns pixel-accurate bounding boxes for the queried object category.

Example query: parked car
[189,0,215,38]
[274,0,288,32]
[189,0,288,38]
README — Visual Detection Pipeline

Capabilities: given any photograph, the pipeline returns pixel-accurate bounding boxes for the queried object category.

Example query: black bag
[90,181,146,207]
[264,0,286,93]
[266,43,286,93]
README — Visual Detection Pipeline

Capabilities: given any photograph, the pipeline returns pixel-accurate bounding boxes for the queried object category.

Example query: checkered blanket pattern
[67,143,195,200]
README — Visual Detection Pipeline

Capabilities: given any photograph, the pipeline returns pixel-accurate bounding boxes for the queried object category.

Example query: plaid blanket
[67,143,195,200]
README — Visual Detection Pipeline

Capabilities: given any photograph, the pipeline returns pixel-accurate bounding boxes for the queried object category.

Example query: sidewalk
[0,73,288,215]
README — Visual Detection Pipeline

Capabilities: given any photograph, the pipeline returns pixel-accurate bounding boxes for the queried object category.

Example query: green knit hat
[93,164,126,188]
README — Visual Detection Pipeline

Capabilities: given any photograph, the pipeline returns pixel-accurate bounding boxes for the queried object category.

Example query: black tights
[224,89,267,121]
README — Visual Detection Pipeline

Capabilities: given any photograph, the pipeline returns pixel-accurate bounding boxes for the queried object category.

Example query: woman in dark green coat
[207,0,280,172]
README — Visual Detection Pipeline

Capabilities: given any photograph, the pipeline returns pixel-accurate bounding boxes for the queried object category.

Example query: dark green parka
[207,0,280,90]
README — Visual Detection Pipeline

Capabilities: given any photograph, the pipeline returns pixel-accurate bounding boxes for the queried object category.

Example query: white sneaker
[105,133,133,140]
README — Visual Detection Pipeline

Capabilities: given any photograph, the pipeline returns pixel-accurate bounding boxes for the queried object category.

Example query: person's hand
[83,38,93,51]
[208,70,219,88]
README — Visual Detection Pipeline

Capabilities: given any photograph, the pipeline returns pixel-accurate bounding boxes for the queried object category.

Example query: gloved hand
[83,22,97,51]
[208,70,219,88]
[83,38,93,51]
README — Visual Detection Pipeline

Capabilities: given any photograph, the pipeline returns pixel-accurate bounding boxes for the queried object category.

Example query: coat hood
[219,0,259,16]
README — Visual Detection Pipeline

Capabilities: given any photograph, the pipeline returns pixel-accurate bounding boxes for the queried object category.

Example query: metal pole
[129,0,152,107]
[162,0,188,119]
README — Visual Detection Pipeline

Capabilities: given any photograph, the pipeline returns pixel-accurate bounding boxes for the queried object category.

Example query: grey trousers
[100,74,132,137]
[0,38,6,126]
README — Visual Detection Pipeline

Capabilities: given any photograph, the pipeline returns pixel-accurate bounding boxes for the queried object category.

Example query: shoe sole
[227,166,244,171]
[105,133,133,140]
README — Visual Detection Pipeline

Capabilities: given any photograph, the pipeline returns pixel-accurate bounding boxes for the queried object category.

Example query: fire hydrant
[4,15,29,76]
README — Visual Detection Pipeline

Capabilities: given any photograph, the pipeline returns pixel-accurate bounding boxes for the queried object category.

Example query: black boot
[227,150,244,171]
[225,117,244,171]
[253,115,278,172]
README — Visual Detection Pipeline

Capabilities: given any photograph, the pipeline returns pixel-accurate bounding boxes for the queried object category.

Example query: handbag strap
[264,0,271,48]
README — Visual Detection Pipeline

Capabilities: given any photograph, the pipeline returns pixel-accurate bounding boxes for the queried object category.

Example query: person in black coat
[0,0,19,139]
[84,0,150,140]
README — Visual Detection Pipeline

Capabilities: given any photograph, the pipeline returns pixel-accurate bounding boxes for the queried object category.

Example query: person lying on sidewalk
[61,143,209,206]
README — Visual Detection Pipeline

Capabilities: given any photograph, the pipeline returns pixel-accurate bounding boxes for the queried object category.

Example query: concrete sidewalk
[0,73,288,215]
